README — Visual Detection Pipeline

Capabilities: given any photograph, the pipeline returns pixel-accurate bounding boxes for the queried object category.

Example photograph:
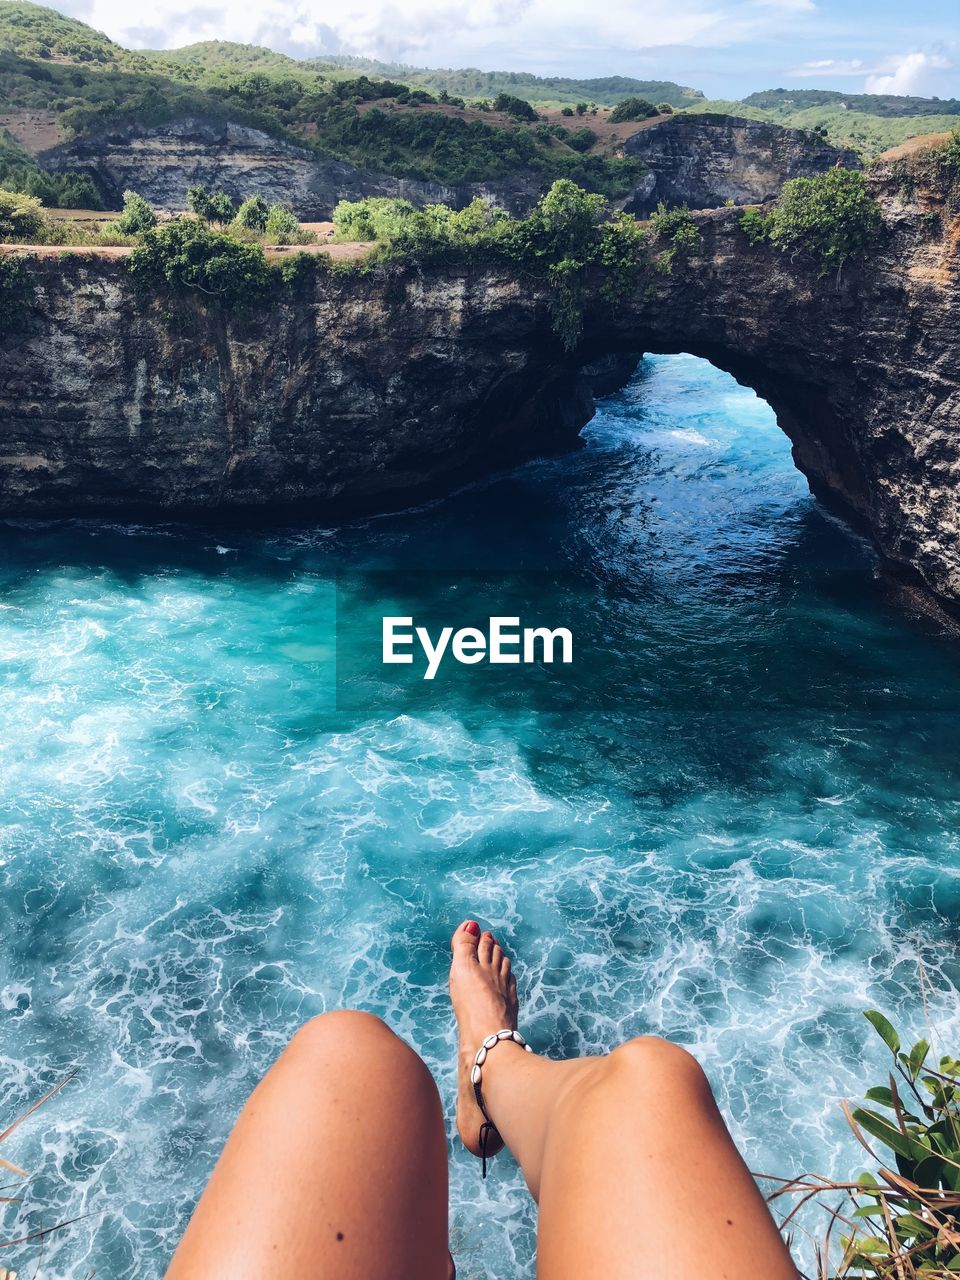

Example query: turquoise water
[2,354,960,1277]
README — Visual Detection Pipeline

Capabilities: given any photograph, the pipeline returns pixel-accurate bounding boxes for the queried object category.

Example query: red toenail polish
[465,921,480,936]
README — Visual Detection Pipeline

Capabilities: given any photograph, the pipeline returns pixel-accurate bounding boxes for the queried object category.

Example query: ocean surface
[2,353,960,1278]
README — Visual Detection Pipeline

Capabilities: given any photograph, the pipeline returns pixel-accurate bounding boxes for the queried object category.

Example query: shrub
[940,127,960,179]
[364,180,649,350]
[771,1010,960,1278]
[561,106,574,117]
[16,216,136,247]
[186,183,213,221]
[127,219,273,308]
[332,196,418,243]
[0,188,44,240]
[0,253,32,333]
[16,168,103,210]
[263,203,300,243]
[53,172,103,209]
[743,168,882,271]
[739,205,772,245]
[186,185,233,226]
[207,192,235,225]
[520,179,609,260]
[233,194,269,233]
[566,128,597,153]
[576,103,588,116]
[610,97,658,123]
[116,189,156,235]
[492,92,538,123]
[91,222,136,247]
[650,202,702,273]
[275,251,329,289]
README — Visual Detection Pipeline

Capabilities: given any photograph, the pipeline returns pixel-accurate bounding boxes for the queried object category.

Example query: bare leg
[450,922,799,1280]
[166,1010,450,1280]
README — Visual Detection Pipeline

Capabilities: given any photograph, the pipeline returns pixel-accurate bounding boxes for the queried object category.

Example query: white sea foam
[0,356,957,1279]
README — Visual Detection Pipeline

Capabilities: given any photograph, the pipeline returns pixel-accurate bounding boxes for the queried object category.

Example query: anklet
[470,1029,533,1178]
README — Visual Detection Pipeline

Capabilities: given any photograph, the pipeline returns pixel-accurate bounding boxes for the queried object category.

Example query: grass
[0,203,321,248]
[0,1070,80,1273]
[763,1005,960,1278]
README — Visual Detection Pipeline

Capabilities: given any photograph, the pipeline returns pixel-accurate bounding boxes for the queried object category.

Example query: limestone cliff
[0,156,958,616]
[622,113,859,215]
[38,111,852,220]
[38,116,543,218]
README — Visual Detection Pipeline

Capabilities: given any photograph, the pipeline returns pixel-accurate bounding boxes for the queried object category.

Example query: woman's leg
[166,1009,451,1280]
[450,922,799,1280]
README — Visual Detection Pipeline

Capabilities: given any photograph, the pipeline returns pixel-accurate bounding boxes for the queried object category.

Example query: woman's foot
[449,920,519,1157]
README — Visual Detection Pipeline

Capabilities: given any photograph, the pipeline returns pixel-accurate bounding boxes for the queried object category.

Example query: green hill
[743,88,960,119]
[142,40,308,79]
[0,4,645,201]
[0,0,123,63]
[1,0,957,200]
[305,59,703,109]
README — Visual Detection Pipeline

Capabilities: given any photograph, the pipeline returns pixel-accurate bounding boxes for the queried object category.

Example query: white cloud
[864,51,951,94]
[59,0,957,101]
[788,58,867,76]
[789,50,952,96]
[67,0,809,67]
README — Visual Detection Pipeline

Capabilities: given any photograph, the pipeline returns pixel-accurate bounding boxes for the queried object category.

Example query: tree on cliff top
[116,190,156,235]
[187,185,236,227]
[333,182,649,351]
[263,204,300,243]
[0,188,45,240]
[740,168,882,271]
[610,97,659,123]
[233,194,269,233]
[492,92,539,122]
[127,219,273,308]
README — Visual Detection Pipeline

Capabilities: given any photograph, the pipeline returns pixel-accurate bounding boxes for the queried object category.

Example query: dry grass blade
[0,1071,77,1150]
[841,1098,884,1163]
[0,1215,89,1249]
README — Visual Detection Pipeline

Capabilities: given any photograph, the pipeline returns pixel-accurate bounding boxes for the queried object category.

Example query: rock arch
[0,164,956,613]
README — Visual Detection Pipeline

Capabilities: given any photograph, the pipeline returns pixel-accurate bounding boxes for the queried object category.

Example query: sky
[58,0,959,99]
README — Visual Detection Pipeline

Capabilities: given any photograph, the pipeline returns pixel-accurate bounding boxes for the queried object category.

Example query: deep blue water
[2,354,960,1278]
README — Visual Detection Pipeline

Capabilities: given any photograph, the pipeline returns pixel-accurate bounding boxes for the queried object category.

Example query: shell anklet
[470,1028,533,1177]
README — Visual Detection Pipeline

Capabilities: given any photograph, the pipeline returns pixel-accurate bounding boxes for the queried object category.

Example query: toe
[478,930,495,964]
[451,920,481,956]
[501,955,512,980]
[491,943,503,970]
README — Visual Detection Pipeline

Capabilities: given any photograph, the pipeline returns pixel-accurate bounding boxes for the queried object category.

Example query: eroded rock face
[37,111,853,221]
[0,159,957,613]
[621,113,860,215]
[38,116,542,218]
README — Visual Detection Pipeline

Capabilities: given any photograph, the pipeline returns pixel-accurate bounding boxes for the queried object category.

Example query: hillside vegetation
[304,61,704,110]
[143,41,305,78]
[689,92,960,159]
[0,0,956,201]
[744,87,960,118]
[0,0,124,63]
[0,4,645,198]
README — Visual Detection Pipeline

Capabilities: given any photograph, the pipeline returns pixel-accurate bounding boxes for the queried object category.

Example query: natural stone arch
[0,162,956,614]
